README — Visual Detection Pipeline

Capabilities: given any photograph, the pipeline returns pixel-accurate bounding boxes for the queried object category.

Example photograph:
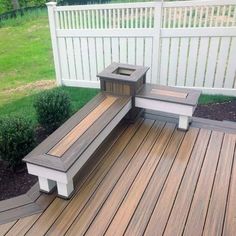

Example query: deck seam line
[42,120,144,235]
[221,138,236,236]
[63,120,156,235]
[201,133,225,235]
[163,129,212,235]
[181,131,213,235]
[123,125,186,236]
[3,221,18,236]
[142,127,200,236]
[84,121,166,236]
[25,123,132,235]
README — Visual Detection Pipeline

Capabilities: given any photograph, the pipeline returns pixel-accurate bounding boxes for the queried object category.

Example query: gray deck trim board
[136,84,201,106]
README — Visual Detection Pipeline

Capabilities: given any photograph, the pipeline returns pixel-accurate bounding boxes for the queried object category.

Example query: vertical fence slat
[128,38,136,65]
[73,38,84,80]
[160,38,170,85]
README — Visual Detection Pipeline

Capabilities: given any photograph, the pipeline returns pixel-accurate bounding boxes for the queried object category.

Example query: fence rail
[47,0,236,95]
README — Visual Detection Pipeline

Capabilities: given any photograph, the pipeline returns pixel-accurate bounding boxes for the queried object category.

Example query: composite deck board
[26,121,141,236]
[163,129,211,236]
[69,121,167,236]
[0,221,16,236]
[143,127,199,236]
[43,120,143,236]
[150,88,188,99]
[1,116,236,236]
[125,129,188,236]
[103,127,184,236]
[48,96,117,157]
[104,123,179,236]
[223,138,236,236]
[64,119,155,235]
[203,134,236,236]
[183,131,224,236]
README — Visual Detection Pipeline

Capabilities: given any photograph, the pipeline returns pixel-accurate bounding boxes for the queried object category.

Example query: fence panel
[47,0,236,95]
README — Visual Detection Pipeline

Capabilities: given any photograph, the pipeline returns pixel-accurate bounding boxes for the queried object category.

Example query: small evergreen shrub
[34,88,72,132]
[0,116,35,169]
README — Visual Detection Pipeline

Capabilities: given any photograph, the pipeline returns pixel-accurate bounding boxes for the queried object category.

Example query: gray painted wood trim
[136,83,201,106]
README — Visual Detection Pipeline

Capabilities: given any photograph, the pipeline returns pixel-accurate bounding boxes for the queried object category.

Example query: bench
[135,84,201,130]
[23,93,131,198]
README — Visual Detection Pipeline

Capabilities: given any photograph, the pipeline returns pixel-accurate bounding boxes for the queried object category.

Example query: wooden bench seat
[135,84,201,130]
[24,93,132,198]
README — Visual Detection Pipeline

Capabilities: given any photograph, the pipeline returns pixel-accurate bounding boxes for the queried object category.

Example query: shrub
[34,88,72,132]
[0,116,35,169]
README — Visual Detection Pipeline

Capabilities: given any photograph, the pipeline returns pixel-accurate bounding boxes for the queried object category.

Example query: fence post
[152,1,163,84]
[46,2,62,86]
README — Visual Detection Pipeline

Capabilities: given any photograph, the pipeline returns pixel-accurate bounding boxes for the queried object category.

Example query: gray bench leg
[57,180,74,199]
[38,176,56,193]
[178,115,190,130]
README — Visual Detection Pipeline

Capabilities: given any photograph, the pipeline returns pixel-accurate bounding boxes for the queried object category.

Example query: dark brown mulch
[194,100,236,122]
[1,101,236,201]
[0,126,49,201]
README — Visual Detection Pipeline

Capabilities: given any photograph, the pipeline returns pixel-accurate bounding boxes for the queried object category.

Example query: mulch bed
[0,100,236,201]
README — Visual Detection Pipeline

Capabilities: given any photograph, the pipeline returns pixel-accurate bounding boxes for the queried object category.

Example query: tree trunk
[11,0,20,10]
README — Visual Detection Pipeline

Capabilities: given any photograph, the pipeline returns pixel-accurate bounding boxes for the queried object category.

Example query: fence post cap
[46,1,57,7]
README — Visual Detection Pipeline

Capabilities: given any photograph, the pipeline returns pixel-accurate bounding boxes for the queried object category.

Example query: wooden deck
[1,114,236,236]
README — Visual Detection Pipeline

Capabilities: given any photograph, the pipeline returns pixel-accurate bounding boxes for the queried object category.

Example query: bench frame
[25,96,132,199]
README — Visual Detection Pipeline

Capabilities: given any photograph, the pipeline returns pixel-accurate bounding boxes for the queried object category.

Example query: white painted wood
[177,38,189,86]
[104,37,112,67]
[87,38,98,80]
[119,38,127,63]
[80,38,90,81]
[73,38,83,81]
[38,177,56,193]
[46,2,62,85]
[95,37,104,73]
[185,37,199,86]
[161,27,236,37]
[57,180,74,198]
[127,38,135,65]
[214,37,231,87]
[159,38,170,85]
[195,37,209,87]
[144,37,153,83]
[136,38,144,66]
[66,37,77,80]
[168,38,179,86]
[204,37,220,87]
[58,37,69,81]
[135,97,194,116]
[111,38,119,62]
[224,37,236,88]
[178,115,190,130]
[57,29,155,37]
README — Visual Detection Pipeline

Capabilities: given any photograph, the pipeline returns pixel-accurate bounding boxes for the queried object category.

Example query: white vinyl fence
[47,0,236,95]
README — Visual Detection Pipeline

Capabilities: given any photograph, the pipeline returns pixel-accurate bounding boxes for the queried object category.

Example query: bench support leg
[38,177,56,193]
[57,180,74,199]
[178,115,190,131]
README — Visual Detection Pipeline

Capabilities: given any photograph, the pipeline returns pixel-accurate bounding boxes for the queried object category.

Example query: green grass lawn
[0,8,235,126]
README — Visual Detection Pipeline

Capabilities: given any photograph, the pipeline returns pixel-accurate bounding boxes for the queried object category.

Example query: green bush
[0,116,35,169]
[34,88,72,132]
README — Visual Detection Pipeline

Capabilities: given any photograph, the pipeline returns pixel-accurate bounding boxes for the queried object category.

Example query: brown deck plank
[62,119,155,236]
[150,88,188,99]
[29,120,142,236]
[0,221,16,236]
[223,136,236,236]
[121,129,198,235]
[104,125,186,236]
[203,134,235,235]
[90,125,183,236]
[48,96,117,157]
[163,129,211,236]
[68,121,167,236]
[5,214,41,236]
[125,129,196,236]
[183,131,224,236]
